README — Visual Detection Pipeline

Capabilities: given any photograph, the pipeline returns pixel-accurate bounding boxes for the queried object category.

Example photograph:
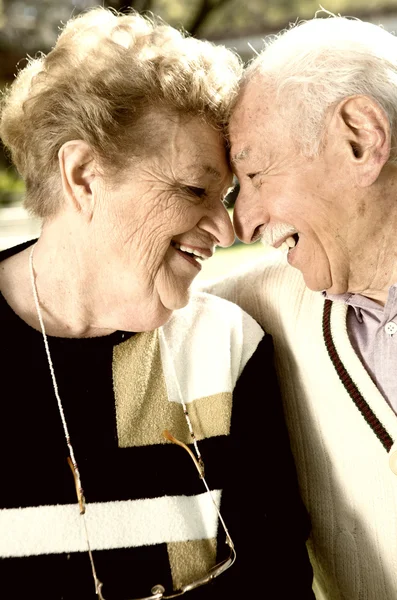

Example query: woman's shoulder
[160,291,266,388]
[156,292,265,397]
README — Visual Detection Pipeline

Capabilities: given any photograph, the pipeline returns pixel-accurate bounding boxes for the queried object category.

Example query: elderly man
[204,15,397,600]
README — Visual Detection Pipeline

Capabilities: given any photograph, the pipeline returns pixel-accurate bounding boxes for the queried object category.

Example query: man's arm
[212,331,315,598]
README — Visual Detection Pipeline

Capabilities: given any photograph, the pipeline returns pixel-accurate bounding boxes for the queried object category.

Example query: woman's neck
[0,234,116,338]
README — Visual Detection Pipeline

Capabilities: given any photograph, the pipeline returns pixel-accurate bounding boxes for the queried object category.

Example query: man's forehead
[229,106,253,166]
[232,75,273,121]
[229,76,274,164]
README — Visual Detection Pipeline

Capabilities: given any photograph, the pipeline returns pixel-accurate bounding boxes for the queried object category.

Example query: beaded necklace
[28,244,232,599]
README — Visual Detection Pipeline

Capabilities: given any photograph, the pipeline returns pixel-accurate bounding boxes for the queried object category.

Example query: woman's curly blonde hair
[0,7,242,218]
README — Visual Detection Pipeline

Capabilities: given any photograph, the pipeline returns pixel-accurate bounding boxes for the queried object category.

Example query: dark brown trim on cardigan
[322,299,393,452]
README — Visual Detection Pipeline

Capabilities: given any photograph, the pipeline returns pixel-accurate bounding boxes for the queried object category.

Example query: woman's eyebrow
[203,165,222,180]
[185,164,222,180]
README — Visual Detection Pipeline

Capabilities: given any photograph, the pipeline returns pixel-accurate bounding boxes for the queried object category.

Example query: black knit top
[0,241,314,600]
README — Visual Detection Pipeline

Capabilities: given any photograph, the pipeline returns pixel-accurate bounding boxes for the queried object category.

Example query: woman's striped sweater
[0,242,314,600]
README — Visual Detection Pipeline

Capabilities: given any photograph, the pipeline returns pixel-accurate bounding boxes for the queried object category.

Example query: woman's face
[91,116,234,331]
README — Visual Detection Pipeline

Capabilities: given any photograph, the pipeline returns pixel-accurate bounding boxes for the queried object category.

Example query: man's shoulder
[199,252,303,303]
[198,252,322,333]
[200,252,298,293]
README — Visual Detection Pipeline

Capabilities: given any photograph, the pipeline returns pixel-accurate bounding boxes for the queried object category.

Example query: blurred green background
[1,0,397,272]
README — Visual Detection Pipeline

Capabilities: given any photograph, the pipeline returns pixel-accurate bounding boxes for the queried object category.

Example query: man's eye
[247,172,263,188]
[185,186,206,198]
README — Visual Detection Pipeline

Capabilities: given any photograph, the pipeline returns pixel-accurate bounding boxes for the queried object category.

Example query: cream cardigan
[202,253,397,600]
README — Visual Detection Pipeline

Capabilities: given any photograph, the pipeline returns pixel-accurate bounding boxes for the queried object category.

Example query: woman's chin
[160,287,191,313]
[108,285,191,332]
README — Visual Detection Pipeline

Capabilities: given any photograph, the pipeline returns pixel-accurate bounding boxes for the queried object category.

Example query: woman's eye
[185,186,206,198]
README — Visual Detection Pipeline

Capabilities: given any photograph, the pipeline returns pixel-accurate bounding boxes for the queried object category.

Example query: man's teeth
[286,235,297,248]
[279,236,297,253]
[173,242,207,260]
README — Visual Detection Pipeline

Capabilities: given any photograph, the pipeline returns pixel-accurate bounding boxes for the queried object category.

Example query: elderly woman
[0,8,313,600]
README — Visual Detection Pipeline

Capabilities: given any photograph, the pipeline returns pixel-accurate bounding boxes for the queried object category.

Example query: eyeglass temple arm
[163,430,234,552]
[163,430,204,478]
[67,456,86,514]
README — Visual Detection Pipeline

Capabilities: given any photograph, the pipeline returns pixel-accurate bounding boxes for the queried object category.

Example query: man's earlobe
[58,141,97,218]
[336,95,391,187]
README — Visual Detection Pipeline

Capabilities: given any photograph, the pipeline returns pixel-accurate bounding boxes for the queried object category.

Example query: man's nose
[233,186,267,244]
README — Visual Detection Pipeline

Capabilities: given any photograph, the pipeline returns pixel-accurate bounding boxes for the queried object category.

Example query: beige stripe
[180,392,233,441]
[167,538,217,590]
[113,331,233,447]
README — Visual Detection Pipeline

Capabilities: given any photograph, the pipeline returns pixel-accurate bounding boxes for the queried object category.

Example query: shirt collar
[322,289,391,324]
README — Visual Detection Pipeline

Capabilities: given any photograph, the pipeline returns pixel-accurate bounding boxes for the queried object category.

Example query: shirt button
[389,451,397,475]
[384,321,397,335]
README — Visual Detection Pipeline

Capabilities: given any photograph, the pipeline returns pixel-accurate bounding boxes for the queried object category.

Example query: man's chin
[302,272,334,294]
[321,280,349,296]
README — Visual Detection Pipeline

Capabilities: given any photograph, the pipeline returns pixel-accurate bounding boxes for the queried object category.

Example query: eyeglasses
[69,429,236,600]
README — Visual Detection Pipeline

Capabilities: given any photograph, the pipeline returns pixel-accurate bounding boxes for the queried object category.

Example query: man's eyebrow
[231,149,249,166]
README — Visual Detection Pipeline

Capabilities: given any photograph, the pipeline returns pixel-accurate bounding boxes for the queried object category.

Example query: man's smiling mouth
[280,233,299,252]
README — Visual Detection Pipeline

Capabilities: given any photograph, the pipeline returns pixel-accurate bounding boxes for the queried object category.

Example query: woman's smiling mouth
[170,241,212,269]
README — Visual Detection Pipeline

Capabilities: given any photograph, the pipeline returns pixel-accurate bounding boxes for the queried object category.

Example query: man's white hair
[245,15,397,161]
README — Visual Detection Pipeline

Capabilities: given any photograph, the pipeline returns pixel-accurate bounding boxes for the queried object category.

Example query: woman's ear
[330,95,391,187]
[58,141,97,219]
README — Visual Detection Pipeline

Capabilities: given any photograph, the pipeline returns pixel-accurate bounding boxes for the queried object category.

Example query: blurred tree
[1,0,90,53]
[92,0,238,35]
[184,0,233,36]
[1,0,397,62]
[106,0,154,12]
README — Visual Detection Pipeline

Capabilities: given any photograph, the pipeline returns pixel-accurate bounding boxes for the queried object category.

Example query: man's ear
[331,95,391,187]
[58,140,98,218]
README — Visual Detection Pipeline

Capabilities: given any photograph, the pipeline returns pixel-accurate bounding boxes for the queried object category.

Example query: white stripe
[0,491,221,558]
[160,293,264,404]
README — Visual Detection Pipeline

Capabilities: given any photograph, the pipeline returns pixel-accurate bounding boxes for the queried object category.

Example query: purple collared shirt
[325,285,397,412]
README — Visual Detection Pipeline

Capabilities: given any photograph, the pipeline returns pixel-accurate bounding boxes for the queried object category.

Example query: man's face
[229,78,361,294]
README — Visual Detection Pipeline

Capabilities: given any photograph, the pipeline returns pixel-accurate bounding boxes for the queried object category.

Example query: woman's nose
[199,203,235,248]
[216,204,235,248]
